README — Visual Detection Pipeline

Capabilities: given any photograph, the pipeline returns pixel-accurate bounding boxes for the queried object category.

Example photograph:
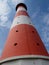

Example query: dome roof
[16,3,27,11]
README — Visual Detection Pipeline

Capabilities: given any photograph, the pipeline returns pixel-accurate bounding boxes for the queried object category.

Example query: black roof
[16,3,27,11]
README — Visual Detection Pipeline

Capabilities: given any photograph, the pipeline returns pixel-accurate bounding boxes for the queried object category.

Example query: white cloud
[0,20,12,29]
[42,27,49,43]
[0,15,8,22]
[43,13,49,25]
[0,15,8,27]
[42,13,49,53]
[32,11,38,19]
[32,8,40,19]
[0,0,11,28]
[4,21,12,28]
[42,27,49,53]
[42,13,49,42]
[0,0,11,16]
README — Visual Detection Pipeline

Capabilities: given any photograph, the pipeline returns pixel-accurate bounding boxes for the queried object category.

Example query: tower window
[29,22,31,24]
[14,43,17,46]
[16,30,18,32]
[17,22,19,24]
[32,31,34,33]
[37,43,40,46]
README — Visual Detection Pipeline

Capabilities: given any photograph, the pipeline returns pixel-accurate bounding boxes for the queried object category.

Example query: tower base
[1,59,49,65]
[1,55,49,65]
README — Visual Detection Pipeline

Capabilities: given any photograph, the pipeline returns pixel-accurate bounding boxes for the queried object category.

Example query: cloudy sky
[0,0,49,55]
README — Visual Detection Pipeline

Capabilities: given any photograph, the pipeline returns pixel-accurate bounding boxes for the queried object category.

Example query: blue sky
[0,0,49,55]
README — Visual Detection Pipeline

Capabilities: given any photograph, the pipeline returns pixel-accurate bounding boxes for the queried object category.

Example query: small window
[29,22,31,24]
[16,30,18,32]
[32,31,34,33]
[37,43,40,46]
[14,43,17,46]
[17,22,19,24]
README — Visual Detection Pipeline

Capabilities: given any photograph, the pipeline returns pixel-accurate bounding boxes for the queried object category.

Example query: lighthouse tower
[0,3,49,65]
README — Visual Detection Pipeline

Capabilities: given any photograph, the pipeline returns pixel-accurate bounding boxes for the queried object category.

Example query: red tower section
[1,3,48,60]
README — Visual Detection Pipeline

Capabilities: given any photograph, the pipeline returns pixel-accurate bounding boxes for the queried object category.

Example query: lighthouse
[0,3,49,65]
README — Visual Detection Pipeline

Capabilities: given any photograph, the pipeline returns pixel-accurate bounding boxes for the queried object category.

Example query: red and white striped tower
[1,3,49,65]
